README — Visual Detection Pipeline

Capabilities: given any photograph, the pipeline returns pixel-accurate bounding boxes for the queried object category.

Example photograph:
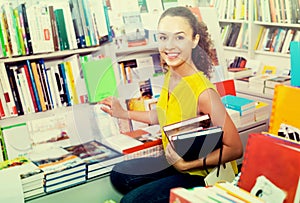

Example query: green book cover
[54,9,70,50]
[82,57,118,103]
[0,19,7,57]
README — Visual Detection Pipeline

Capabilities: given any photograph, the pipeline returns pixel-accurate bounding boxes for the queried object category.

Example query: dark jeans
[110,155,205,203]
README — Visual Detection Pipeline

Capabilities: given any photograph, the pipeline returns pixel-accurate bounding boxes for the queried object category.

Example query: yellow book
[64,61,79,105]
[261,65,276,75]
[254,27,264,50]
[30,62,47,111]
[269,85,300,134]
[214,182,264,203]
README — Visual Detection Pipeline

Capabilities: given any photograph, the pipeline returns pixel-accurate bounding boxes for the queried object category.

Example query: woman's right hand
[99,96,128,119]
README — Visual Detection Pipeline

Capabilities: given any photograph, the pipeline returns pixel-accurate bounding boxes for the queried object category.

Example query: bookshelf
[212,0,300,74]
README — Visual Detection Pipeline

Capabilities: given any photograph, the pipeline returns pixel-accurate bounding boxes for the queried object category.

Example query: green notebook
[82,57,118,103]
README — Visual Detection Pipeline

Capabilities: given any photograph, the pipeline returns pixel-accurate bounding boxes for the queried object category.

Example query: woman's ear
[193,34,200,48]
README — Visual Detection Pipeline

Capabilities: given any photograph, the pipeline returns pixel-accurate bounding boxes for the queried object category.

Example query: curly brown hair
[158,6,215,79]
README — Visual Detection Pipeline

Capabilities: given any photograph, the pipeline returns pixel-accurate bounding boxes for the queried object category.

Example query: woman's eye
[176,35,184,40]
[159,35,167,41]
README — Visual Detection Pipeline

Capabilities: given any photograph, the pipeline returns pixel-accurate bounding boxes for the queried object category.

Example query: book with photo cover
[167,126,223,162]
[64,140,124,173]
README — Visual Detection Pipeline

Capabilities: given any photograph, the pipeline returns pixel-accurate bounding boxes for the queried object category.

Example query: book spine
[30,61,47,111]
[17,5,29,55]
[21,4,33,55]
[48,6,60,51]
[17,66,35,114]
[5,66,24,115]
[54,9,70,50]
[58,63,71,106]
[22,63,39,112]
[48,66,63,108]
[13,8,26,55]
[11,66,29,114]
[0,63,17,116]
[64,61,79,105]
[26,60,42,112]
[69,0,86,48]
[36,61,51,110]
[40,59,55,109]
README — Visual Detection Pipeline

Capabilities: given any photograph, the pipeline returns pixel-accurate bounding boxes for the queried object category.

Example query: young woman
[100,6,243,203]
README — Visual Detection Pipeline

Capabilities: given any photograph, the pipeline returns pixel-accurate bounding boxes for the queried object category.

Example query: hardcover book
[238,133,300,203]
[81,57,118,103]
[166,126,223,162]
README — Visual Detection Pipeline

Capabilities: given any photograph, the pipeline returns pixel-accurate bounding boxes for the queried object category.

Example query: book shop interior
[1,0,300,202]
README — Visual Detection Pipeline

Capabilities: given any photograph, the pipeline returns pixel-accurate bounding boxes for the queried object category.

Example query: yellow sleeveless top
[156,71,238,176]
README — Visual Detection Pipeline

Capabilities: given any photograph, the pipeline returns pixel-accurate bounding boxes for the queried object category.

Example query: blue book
[221,95,255,115]
[290,41,300,87]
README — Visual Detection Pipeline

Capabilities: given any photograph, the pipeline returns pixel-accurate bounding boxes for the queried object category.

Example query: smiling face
[157,16,199,71]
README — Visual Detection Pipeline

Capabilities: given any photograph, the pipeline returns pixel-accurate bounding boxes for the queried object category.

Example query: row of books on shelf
[117,53,163,84]
[254,27,300,54]
[253,0,300,24]
[0,0,110,58]
[0,52,120,119]
[220,22,249,49]
[211,0,249,20]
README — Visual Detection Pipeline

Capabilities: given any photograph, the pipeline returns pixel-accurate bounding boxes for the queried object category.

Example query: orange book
[30,62,46,111]
[238,133,300,203]
[269,0,277,22]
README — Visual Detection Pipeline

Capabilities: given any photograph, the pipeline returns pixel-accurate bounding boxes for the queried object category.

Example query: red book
[122,129,162,154]
[238,133,300,203]
[214,79,236,97]
[0,99,5,118]
[22,64,39,112]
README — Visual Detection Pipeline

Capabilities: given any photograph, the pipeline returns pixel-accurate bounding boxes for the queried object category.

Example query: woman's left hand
[165,142,187,171]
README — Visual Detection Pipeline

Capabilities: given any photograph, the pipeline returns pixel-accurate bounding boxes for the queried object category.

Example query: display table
[26,174,122,203]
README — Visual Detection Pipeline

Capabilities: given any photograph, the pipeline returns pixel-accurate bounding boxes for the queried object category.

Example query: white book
[87,0,109,39]
[0,62,17,117]
[48,66,63,108]
[25,4,55,54]
[45,66,59,109]
[47,0,78,49]
[2,122,32,159]
[18,67,35,114]
[281,29,294,54]
[11,66,28,114]
[285,0,292,24]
